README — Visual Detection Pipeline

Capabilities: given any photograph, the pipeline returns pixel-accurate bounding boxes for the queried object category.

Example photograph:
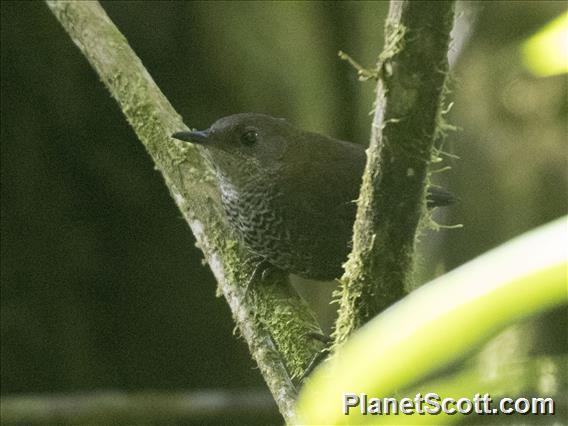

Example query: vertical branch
[45,1,324,422]
[333,1,456,346]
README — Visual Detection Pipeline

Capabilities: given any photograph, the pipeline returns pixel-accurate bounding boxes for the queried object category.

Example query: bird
[172,113,453,281]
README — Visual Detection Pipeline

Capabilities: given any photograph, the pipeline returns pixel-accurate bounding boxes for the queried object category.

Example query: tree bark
[333,0,456,347]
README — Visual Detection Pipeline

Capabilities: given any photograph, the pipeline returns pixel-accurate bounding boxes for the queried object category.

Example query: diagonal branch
[45,1,324,422]
[333,0,456,347]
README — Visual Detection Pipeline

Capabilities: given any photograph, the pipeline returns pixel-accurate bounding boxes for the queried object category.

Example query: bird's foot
[297,332,332,383]
[244,257,282,297]
[305,331,331,345]
[300,346,331,383]
[250,258,277,282]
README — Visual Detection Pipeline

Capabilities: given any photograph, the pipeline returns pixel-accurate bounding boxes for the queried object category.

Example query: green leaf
[297,217,567,424]
[522,11,568,77]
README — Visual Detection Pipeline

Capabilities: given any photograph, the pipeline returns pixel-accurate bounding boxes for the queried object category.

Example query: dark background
[1,1,566,424]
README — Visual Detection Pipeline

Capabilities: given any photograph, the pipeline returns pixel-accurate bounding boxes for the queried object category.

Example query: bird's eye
[240,130,258,146]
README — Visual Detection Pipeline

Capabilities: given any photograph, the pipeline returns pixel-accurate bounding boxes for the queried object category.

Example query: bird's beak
[172,129,210,145]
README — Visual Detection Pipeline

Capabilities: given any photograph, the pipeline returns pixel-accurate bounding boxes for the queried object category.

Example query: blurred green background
[1,1,566,424]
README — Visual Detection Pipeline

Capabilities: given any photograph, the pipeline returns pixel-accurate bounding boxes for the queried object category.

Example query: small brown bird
[173,113,452,281]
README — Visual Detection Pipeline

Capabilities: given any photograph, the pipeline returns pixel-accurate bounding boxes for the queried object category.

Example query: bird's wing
[279,136,365,236]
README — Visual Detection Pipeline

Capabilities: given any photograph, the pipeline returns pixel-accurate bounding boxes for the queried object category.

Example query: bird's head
[173,113,295,187]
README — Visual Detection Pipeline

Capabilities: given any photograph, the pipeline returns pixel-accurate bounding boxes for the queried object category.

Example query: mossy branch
[333,1,456,347]
[45,1,324,422]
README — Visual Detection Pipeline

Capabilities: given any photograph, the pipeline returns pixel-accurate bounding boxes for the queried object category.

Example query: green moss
[332,2,456,351]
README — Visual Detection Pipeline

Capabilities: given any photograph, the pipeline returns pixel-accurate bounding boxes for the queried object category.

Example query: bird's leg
[299,344,331,383]
[244,257,283,296]
[305,331,331,345]
[297,332,332,383]
[248,257,273,282]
